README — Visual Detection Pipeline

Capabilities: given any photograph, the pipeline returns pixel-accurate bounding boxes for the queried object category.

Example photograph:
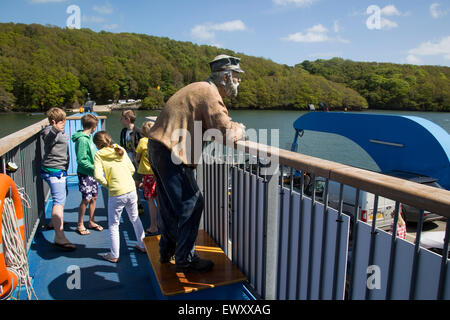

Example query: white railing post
[263,166,280,300]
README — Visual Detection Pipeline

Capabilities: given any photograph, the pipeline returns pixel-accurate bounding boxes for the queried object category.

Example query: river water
[1,109,449,171]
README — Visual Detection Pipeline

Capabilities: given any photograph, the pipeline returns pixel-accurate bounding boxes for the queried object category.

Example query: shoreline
[1,106,449,114]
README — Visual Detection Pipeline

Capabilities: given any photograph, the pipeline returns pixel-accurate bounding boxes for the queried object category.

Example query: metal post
[262,165,280,300]
[409,209,425,300]
[196,160,204,230]
[438,220,450,300]
[386,202,401,300]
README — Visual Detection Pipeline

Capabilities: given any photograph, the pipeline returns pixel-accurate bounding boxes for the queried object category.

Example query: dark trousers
[148,139,204,264]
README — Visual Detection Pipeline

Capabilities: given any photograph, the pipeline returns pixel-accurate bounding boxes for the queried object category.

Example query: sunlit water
[1,109,449,171]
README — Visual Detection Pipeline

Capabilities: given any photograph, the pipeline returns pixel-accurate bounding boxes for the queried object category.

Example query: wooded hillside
[0,23,367,111]
[2,23,449,112]
[300,58,450,111]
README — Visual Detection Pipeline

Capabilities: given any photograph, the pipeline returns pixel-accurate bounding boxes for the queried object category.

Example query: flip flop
[103,253,119,263]
[88,223,103,231]
[76,227,90,235]
[53,242,76,251]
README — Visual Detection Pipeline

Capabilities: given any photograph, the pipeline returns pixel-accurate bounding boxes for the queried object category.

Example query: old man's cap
[209,54,244,73]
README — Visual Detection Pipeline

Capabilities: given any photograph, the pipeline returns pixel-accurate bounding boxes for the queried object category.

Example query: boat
[0,111,449,302]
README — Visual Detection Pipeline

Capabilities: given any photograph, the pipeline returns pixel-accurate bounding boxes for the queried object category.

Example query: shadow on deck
[27,177,157,300]
[25,176,250,300]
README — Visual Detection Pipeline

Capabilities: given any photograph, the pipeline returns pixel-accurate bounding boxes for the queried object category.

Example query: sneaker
[175,258,214,273]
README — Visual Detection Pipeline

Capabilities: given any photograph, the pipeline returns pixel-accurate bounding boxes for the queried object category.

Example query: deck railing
[1,115,449,300]
[0,114,106,251]
[198,139,450,300]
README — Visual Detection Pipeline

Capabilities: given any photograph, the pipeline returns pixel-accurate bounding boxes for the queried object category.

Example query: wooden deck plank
[143,230,247,296]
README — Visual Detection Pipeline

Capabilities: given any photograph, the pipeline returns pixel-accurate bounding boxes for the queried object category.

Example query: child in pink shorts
[136,121,159,235]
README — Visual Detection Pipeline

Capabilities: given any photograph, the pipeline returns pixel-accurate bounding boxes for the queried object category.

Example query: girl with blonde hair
[93,131,145,262]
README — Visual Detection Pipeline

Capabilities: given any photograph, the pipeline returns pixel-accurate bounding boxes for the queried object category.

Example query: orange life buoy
[0,173,25,299]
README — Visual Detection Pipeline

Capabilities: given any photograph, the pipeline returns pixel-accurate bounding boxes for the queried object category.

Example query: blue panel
[319,206,338,300]
[351,221,372,299]
[445,261,450,299]
[243,171,250,276]
[298,195,312,299]
[367,228,393,300]
[336,212,350,299]
[256,177,265,297]
[320,207,350,300]
[293,112,450,189]
[249,173,257,287]
[278,192,350,300]
[277,186,291,299]
[309,201,325,300]
[350,221,448,300]
[414,249,442,299]
[389,238,414,299]
[287,191,301,300]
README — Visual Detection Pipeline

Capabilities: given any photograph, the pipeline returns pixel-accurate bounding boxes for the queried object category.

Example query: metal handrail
[235,139,450,217]
[0,115,107,157]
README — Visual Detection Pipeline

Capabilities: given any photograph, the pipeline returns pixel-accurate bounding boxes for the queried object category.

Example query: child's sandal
[103,253,119,263]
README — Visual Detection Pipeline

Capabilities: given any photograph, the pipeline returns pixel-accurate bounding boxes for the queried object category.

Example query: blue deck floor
[26,176,158,300]
[23,176,251,300]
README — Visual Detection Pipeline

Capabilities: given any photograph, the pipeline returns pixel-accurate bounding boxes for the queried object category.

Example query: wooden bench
[143,230,247,296]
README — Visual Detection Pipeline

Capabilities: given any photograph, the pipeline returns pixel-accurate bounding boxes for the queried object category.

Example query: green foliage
[300,58,450,111]
[0,23,380,111]
[0,86,15,111]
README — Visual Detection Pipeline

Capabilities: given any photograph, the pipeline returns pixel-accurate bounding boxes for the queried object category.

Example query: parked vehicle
[307,177,396,229]
[384,171,444,223]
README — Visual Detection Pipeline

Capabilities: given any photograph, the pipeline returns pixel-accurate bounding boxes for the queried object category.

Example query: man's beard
[224,74,239,98]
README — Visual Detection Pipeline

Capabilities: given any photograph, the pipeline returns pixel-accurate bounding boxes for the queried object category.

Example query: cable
[2,188,38,300]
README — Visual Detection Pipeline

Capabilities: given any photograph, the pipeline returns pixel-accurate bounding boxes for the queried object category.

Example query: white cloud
[190,20,246,46]
[93,3,114,15]
[30,0,66,3]
[406,54,422,65]
[380,5,401,16]
[282,24,329,43]
[210,20,246,32]
[409,36,450,61]
[430,3,448,19]
[273,0,318,7]
[380,18,398,30]
[282,24,349,43]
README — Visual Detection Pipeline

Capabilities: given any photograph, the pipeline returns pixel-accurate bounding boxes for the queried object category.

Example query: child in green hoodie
[72,114,103,235]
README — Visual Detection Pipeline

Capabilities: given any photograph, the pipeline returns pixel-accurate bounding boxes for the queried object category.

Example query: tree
[0,86,15,111]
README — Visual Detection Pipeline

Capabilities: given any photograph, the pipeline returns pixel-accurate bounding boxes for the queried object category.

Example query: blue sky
[1,0,449,67]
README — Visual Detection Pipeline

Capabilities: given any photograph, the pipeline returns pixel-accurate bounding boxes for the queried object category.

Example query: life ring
[0,173,25,299]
